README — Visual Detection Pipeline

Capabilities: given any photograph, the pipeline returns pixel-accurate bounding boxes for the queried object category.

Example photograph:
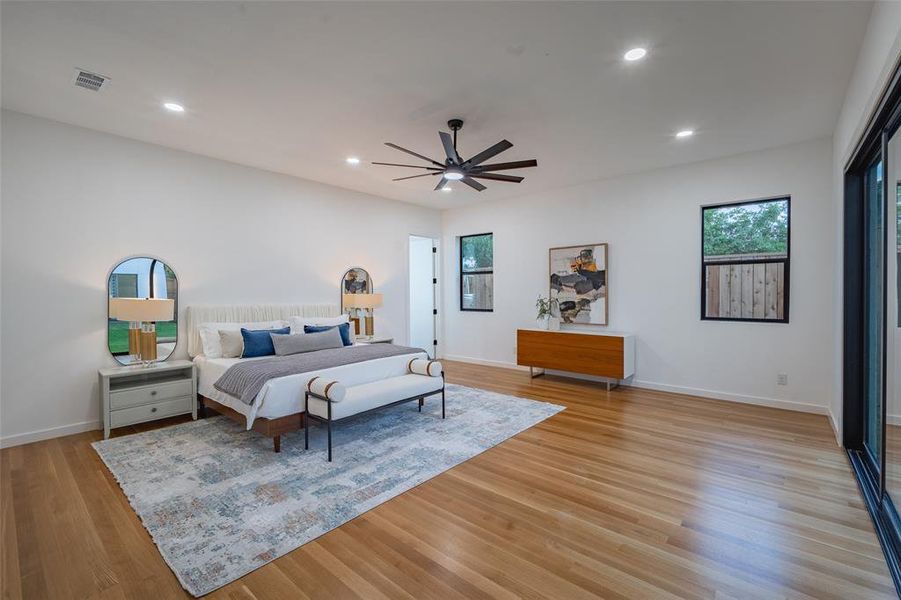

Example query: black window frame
[459,232,494,312]
[700,196,791,324]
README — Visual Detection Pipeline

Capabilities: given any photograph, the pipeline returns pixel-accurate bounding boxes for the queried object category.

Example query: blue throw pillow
[304,323,352,346]
[241,326,290,358]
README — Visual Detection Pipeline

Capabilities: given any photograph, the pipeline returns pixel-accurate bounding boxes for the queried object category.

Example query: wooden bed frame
[199,395,304,453]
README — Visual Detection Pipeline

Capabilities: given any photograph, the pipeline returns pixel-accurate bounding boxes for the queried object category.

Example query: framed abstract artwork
[549,243,608,325]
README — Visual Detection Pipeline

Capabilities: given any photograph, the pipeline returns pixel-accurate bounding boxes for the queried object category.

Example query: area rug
[92,383,563,597]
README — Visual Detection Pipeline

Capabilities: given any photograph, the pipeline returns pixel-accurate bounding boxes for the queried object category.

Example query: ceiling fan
[373,119,537,191]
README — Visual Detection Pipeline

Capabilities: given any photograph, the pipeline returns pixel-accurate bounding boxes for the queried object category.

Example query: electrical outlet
[777,373,788,386]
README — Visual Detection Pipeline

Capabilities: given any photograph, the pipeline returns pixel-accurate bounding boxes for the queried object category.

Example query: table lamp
[342,293,383,338]
[109,298,175,366]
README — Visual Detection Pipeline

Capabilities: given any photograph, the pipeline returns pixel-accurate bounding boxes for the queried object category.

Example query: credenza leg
[606,379,620,392]
[529,367,545,379]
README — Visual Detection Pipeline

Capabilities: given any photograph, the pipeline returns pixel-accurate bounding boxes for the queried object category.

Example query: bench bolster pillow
[408,358,443,377]
[307,376,347,402]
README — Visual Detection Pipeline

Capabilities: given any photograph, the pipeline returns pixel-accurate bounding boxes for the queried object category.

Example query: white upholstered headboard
[185,303,339,357]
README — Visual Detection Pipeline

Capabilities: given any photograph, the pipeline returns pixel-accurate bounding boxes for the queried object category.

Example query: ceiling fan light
[444,168,464,180]
[623,47,647,62]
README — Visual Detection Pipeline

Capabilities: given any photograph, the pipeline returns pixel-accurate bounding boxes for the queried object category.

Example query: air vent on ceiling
[73,69,108,92]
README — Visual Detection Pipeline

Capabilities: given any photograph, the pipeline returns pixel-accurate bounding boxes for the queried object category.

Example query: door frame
[843,53,901,594]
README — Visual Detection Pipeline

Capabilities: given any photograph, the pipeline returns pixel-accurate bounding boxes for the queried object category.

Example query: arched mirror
[107,256,178,365]
[341,267,377,337]
[341,267,371,299]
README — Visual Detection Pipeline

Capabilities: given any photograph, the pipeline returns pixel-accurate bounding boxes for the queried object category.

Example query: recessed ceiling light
[623,47,647,62]
[675,129,694,138]
[345,157,361,165]
[163,102,185,113]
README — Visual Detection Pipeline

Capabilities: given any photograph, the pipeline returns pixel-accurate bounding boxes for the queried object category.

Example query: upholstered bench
[304,359,445,461]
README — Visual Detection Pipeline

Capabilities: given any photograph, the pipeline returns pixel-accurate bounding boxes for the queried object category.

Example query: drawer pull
[150,390,157,396]
[151,407,158,413]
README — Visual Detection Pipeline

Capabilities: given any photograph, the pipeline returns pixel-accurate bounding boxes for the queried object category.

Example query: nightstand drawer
[110,379,193,410]
[109,396,193,428]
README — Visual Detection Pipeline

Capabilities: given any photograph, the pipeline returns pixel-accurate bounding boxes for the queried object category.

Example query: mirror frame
[106,254,179,365]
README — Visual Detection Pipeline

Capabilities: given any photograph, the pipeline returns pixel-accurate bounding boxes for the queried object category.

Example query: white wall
[830,1,901,442]
[442,138,835,415]
[0,110,441,446]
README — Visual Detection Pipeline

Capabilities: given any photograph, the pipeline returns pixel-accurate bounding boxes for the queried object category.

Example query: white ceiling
[1,1,871,209]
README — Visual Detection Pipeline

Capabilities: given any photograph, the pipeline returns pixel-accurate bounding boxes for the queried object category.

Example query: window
[701,197,790,322]
[460,233,493,311]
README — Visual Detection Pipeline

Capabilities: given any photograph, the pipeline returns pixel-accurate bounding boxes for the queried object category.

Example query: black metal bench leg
[327,401,333,462]
[304,392,310,450]
[442,387,445,419]
[418,398,423,412]
[327,419,332,462]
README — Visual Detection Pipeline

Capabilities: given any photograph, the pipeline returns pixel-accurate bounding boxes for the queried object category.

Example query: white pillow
[198,320,287,358]
[288,314,349,335]
[218,330,244,358]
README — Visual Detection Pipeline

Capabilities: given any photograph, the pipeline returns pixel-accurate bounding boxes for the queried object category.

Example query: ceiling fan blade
[465,140,513,166]
[434,177,449,191]
[461,177,487,192]
[372,162,443,170]
[393,172,442,181]
[439,131,461,164]
[471,159,537,172]
[469,173,524,183]
[384,143,444,167]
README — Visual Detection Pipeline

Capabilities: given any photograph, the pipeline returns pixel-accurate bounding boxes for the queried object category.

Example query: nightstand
[355,336,394,344]
[99,359,197,438]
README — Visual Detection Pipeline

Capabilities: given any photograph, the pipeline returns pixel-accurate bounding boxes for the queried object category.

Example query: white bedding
[194,348,427,429]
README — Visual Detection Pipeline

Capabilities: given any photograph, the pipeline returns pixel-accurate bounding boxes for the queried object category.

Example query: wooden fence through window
[703,253,786,321]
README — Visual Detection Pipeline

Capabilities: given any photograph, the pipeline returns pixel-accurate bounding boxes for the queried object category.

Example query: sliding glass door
[844,60,901,592]
[886,129,901,519]
[864,157,885,473]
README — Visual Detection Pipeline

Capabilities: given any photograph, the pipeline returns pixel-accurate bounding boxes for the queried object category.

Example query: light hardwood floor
[1,361,895,599]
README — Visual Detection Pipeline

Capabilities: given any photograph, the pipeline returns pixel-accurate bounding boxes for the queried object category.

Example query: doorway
[409,235,438,358]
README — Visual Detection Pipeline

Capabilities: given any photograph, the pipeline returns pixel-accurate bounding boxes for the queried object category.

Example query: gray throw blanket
[214,344,426,405]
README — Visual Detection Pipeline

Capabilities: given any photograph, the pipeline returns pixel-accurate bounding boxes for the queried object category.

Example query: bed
[187,304,427,451]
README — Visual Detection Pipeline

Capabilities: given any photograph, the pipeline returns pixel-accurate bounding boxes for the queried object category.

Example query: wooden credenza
[516,328,635,389]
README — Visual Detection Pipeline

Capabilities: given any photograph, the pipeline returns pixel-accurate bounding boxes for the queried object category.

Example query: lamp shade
[342,293,383,309]
[109,298,175,322]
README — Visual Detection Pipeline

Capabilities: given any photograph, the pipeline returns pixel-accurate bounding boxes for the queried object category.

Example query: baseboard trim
[0,420,100,449]
[829,408,842,447]
[442,354,529,371]
[629,379,828,415]
[5,360,827,448]
[444,354,828,416]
